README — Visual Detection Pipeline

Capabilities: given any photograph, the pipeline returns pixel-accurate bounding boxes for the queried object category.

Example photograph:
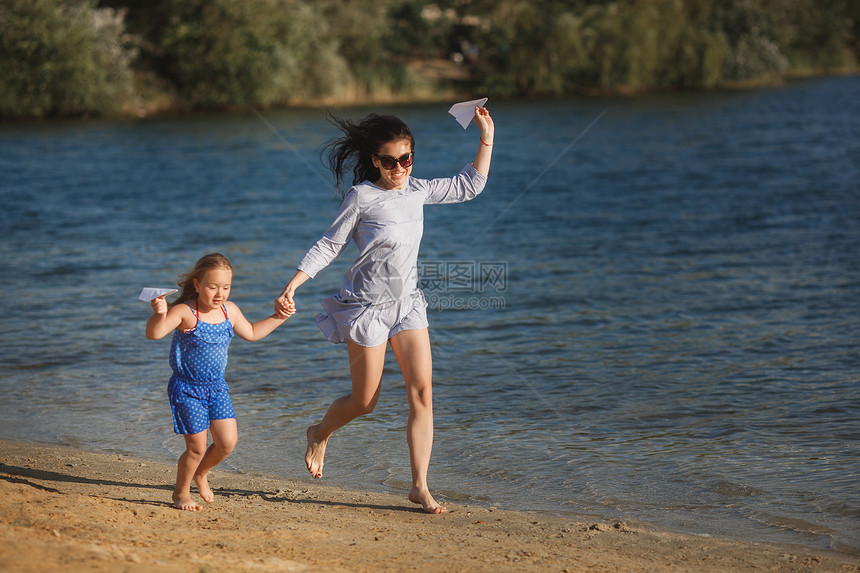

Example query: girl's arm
[146,297,188,340]
[471,106,495,176]
[228,301,293,342]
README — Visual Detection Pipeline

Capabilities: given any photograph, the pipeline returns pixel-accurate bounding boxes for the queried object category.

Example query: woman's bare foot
[305,424,327,478]
[172,491,203,511]
[194,473,215,504]
[409,487,447,514]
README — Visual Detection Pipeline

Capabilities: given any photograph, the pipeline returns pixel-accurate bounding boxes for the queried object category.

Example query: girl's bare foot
[305,424,327,478]
[409,487,447,514]
[194,473,215,504]
[172,491,203,511]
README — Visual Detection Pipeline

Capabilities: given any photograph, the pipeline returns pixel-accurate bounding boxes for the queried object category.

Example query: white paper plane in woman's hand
[139,287,178,301]
[448,97,488,129]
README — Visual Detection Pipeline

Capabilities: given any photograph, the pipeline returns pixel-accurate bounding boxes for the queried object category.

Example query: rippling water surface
[1,76,858,552]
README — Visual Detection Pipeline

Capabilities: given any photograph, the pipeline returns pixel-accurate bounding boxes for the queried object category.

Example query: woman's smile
[373,138,413,190]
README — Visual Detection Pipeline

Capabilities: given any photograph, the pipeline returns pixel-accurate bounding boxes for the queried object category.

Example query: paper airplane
[448,97,488,129]
[139,287,178,302]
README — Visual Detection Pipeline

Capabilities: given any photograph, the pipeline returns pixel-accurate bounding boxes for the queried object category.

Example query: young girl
[147,253,294,511]
[277,107,494,514]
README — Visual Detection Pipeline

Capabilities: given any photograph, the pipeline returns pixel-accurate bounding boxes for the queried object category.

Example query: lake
[0,75,857,552]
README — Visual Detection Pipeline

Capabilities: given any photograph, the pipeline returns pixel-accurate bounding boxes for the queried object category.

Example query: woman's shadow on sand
[0,461,419,513]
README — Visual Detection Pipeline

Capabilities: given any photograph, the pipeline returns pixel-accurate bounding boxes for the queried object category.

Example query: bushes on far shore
[468,0,856,96]
[1,0,857,119]
[0,0,134,118]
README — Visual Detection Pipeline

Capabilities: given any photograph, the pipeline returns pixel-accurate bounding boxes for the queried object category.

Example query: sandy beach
[0,439,856,572]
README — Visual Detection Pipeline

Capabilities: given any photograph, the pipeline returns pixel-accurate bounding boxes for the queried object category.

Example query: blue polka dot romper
[167,301,235,435]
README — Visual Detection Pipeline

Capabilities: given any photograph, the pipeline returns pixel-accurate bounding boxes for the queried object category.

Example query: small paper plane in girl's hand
[139,287,178,302]
[448,97,488,129]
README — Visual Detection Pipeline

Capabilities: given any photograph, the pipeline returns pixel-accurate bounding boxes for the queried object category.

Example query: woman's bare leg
[389,328,446,514]
[305,340,386,478]
[193,417,237,503]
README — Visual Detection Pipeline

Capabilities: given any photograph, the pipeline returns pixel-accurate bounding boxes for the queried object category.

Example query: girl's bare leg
[389,328,447,514]
[193,418,237,503]
[305,340,386,478]
[174,430,208,510]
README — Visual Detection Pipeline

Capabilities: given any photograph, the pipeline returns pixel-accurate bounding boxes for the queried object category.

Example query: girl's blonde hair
[171,253,233,307]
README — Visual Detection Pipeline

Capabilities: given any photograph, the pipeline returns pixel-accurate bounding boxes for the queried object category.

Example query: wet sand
[0,439,857,572]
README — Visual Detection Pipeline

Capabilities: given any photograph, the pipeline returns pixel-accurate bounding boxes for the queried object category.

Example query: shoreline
[4,67,857,123]
[1,439,857,572]
[108,67,860,121]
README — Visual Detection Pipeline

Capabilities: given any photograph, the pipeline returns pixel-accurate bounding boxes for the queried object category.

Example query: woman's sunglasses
[375,152,414,170]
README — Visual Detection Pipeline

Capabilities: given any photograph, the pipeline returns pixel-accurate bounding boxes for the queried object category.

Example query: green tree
[314,0,417,96]
[0,0,134,118]
[154,0,347,108]
[712,0,788,81]
[761,0,853,69]
[461,0,851,93]
[98,0,420,109]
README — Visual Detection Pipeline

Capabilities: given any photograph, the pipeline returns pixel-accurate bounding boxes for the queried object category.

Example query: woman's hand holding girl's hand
[275,288,296,319]
[274,297,296,319]
[150,296,168,315]
[276,271,308,318]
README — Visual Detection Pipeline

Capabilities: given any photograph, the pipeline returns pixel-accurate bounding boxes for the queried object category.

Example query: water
[1,76,858,553]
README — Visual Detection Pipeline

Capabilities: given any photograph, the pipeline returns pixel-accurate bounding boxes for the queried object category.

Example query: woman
[278,107,494,513]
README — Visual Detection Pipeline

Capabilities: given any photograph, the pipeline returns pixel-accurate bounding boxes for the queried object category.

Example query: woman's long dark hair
[322,112,415,199]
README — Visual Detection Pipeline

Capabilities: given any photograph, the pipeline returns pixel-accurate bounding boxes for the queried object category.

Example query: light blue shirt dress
[297,163,487,347]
